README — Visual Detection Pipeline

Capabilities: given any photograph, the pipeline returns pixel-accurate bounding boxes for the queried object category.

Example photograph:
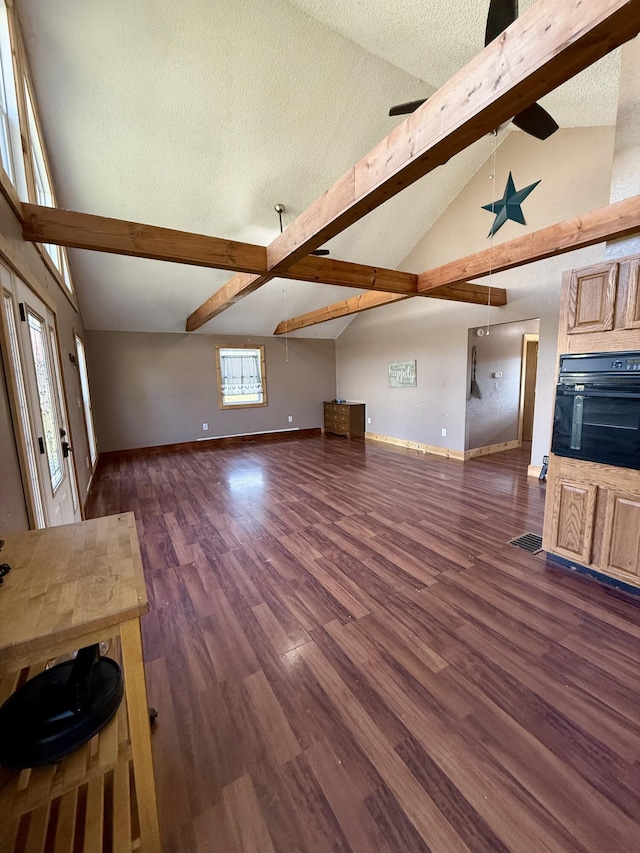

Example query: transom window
[216,345,267,409]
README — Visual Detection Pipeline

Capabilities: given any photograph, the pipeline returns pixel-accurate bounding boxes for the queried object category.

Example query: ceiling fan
[388,0,559,141]
[274,204,330,255]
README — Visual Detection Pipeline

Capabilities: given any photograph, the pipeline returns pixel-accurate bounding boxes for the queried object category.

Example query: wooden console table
[0,513,161,853]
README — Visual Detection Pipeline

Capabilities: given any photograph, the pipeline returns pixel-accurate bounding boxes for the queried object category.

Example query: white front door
[1,265,80,527]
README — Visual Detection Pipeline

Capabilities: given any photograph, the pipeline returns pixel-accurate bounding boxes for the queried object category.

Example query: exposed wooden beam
[266,0,640,273]
[22,203,268,274]
[427,282,507,307]
[184,258,417,331]
[273,282,507,335]
[283,255,415,293]
[21,205,417,324]
[418,194,640,292]
[186,273,267,331]
[274,293,410,335]
[192,0,640,328]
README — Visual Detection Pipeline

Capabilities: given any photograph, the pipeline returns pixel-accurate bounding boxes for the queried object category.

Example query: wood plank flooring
[86,435,640,853]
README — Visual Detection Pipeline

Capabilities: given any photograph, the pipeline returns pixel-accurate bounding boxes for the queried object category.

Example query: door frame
[0,262,81,527]
[518,333,539,444]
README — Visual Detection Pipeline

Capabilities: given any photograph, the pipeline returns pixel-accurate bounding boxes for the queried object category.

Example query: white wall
[336,126,615,467]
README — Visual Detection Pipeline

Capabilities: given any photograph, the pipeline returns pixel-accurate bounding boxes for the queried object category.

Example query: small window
[216,345,267,409]
[0,1,25,194]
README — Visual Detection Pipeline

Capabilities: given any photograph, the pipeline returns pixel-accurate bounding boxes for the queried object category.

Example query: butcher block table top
[0,512,148,668]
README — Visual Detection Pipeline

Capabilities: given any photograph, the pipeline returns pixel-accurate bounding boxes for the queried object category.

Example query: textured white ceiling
[16,0,622,338]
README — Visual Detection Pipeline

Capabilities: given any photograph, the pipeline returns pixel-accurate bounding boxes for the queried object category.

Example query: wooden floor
[86,435,640,853]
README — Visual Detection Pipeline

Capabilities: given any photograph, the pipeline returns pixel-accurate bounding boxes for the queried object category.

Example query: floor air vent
[509,532,543,554]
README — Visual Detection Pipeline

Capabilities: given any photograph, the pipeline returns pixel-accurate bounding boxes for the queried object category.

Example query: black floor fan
[0,644,124,768]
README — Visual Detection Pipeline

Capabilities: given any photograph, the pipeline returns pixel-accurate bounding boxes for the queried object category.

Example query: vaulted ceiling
[17,0,622,337]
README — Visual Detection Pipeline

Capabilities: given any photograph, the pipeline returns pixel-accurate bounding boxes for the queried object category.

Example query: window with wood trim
[0,1,25,193]
[216,345,267,409]
[22,74,75,293]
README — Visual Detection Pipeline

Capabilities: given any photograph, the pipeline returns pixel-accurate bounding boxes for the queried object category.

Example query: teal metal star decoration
[482,172,541,237]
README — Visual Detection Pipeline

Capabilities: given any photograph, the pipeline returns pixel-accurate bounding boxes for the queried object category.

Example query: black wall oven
[552,351,640,470]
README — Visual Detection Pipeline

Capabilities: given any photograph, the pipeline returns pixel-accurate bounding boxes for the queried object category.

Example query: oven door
[552,386,640,469]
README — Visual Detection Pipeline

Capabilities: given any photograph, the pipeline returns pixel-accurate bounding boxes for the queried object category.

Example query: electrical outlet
[367,417,372,424]
[441,428,447,437]
[202,423,208,431]
[288,415,293,423]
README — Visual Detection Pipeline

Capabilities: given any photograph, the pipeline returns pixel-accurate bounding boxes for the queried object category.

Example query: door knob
[62,441,73,458]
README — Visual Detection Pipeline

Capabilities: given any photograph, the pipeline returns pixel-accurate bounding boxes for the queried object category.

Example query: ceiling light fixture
[274,203,330,256]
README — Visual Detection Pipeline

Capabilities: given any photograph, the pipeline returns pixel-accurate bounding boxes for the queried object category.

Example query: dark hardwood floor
[86,435,640,853]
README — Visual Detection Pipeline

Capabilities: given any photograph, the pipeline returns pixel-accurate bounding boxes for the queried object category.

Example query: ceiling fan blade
[310,249,330,256]
[485,0,518,46]
[388,98,427,117]
[511,102,559,140]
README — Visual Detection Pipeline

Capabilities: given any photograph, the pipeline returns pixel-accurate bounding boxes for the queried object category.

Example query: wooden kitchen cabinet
[323,402,365,440]
[547,475,597,564]
[566,262,617,335]
[560,254,640,351]
[601,489,640,582]
[543,454,640,588]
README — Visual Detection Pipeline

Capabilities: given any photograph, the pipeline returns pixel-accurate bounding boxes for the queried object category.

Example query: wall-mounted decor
[389,360,417,388]
[482,171,541,237]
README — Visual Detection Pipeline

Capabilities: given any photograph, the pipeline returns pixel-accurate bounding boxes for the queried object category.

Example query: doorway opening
[519,333,539,445]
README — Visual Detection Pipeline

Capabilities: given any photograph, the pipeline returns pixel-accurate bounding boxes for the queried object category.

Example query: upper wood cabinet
[567,262,617,334]
[623,259,640,330]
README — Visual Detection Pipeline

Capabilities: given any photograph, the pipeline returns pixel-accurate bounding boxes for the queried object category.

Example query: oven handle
[557,386,640,399]
[570,395,584,450]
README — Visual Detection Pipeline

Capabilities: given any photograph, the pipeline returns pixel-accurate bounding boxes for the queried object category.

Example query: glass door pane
[26,309,63,493]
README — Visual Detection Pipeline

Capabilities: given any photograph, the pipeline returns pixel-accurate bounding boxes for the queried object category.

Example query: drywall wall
[336,126,615,468]
[465,318,540,450]
[607,38,640,259]
[0,191,92,530]
[84,331,336,452]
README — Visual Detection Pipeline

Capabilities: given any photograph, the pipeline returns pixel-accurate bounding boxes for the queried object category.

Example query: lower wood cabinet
[543,455,640,587]
[601,490,640,581]
[323,402,365,440]
[548,478,597,564]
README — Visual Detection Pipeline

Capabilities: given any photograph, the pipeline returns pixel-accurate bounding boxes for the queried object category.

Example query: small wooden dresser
[323,401,365,440]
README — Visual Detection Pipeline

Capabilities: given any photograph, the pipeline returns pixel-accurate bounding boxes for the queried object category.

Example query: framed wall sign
[389,360,417,388]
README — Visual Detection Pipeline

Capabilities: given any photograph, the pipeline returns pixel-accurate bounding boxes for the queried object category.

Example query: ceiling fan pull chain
[486,129,498,336]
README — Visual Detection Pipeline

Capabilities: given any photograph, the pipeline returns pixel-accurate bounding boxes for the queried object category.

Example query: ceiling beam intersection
[187,0,640,330]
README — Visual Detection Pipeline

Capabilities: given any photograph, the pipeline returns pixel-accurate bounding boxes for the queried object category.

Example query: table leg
[120,617,161,852]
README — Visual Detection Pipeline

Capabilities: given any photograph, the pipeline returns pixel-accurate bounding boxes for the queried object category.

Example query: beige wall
[607,37,640,259]
[84,331,336,452]
[336,126,615,468]
[0,193,92,532]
